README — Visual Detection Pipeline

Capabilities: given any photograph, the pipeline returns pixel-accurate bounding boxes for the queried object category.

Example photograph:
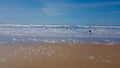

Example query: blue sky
[0,0,120,26]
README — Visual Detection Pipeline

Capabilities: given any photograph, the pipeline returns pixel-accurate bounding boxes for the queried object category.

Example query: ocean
[0,24,120,44]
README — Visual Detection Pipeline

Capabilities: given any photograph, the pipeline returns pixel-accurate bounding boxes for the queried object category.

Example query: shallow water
[0,36,120,44]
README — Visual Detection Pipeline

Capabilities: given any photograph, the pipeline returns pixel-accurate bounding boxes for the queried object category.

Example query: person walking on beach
[88,29,92,38]
[89,29,92,35]
[88,27,92,38]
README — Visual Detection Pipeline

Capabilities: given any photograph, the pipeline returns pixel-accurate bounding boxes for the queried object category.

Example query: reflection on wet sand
[0,43,120,68]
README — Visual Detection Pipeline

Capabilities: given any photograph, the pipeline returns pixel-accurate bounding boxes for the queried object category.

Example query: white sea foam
[100,59,112,63]
[22,39,26,42]
[92,42,99,44]
[51,41,57,43]
[0,57,7,63]
[105,40,110,42]
[72,40,77,43]
[43,40,57,43]
[61,40,66,42]
[86,56,95,60]
[32,39,37,42]
[13,38,17,42]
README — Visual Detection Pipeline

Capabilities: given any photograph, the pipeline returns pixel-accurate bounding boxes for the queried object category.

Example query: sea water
[0,24,120,44]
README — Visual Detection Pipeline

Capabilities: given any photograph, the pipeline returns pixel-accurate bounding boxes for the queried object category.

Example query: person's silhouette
[88,29,92,38]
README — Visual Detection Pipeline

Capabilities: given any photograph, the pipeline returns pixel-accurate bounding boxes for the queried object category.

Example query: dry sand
[0,42,120,68]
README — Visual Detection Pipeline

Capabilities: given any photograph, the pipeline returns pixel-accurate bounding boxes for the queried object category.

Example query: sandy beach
[0,42,120,68]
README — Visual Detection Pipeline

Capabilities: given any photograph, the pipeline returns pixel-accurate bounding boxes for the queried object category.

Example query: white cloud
[42,3,79,16]
[42,7,64,16]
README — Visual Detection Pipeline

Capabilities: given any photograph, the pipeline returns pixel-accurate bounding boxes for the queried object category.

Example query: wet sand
[0,42,120,68]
